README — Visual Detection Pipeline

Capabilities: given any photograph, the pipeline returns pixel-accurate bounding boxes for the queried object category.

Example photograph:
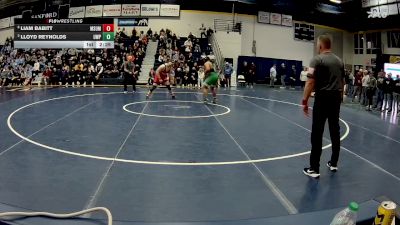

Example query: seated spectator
[184,39,193,53]
[147,28,153,37]
[95,63,104,80]
[43,66,53,86]
[188,32,195,40]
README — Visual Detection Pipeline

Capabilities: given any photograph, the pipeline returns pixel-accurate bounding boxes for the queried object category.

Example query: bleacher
[154,37,211,69]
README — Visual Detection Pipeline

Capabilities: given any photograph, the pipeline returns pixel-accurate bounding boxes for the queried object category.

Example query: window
[354,34,364,54]
[366,32,381,54]
[387,31,400,48]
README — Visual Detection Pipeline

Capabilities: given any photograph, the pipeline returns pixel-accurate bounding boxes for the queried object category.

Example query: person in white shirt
[95,63,104,81]
[361,70,369,106]
[33,60,40,77]
[300,66,308,89]
[184,39,193,53]
[198,66,205,89]
[199,24,207,38]
[269,64,277,87]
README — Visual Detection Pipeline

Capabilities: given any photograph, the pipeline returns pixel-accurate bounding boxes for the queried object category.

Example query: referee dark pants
[123,73,136,92]
[310,91,342,172]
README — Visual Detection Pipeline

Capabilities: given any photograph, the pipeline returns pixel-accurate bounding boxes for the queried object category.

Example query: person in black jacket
[374,71,386,110]
[394,75,400,116]
[278,63,287,88]
[382,74,395,113]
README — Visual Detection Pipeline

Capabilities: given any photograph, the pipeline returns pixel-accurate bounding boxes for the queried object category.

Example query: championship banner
[0,17,11,29]
[121,4,141,16]
[85,5,103,18]
[281,14,293,27]
[270,13,282,25]
[69,6,85,18]
[118,18,149,26]
[160,4,180,17]
[258,11,270,24]
[103,5,121,17]
[141,4,160,16]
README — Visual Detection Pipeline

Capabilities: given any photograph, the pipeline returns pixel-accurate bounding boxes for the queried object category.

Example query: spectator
[95,63,104,81]
[247,62,256,88]
[184,39,193,53]
[148,68,155,85]
[224,62,233,88]
[199,24,207,38]
[188,32,195,40]
[365,73,377,111]
[361,70,369,106]
[198,66,205,89]
[394,75,400,116]
[347,70,355,96]
[43,67,53,86]
[147,28,153,37]
[207,27,214,36]
[289,65,297,89]
[374,71,385,110]
[383,73,395,113]
[352,69,363,102]
[132,28,137,38]
[300,66,308,89]
[278,63,286,88]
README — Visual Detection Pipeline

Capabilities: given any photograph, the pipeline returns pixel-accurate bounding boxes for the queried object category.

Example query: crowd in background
[345,69,400,115]
[0,30,148,89]
[147,26,226,89]
[1,28,399,117]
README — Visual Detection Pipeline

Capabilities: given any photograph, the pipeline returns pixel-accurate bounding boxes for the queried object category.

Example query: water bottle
[330,202,359,225]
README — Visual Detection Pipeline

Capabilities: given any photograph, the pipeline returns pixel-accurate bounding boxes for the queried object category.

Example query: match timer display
[14,18,115,49]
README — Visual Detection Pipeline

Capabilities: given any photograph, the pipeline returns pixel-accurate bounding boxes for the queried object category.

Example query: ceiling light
[330,0,342,3]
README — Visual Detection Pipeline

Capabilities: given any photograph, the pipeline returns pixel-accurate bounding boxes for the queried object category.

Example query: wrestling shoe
[303,168,320,178]
[327,161,338,172]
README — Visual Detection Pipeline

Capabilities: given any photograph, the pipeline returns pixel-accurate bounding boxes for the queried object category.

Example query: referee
[302,35,345,178]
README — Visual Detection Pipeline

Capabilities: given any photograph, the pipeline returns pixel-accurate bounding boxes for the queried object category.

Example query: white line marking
[0,101,96,157]
[345,121,400,145]
[341,146,400,182]
[84,102,149,212]
[123,100,231,119]
[200,96,298,215]
[240,97,350,143]
[6,92,349,166]
[242,98,400,182]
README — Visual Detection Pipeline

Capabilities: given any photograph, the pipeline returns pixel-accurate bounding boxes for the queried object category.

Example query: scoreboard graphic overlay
[14,18,115,49]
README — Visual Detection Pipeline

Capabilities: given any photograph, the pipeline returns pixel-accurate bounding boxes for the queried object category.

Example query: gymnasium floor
[0,86,399,225]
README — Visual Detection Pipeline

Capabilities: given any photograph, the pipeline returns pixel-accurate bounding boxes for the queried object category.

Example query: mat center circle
[123,100,231,119]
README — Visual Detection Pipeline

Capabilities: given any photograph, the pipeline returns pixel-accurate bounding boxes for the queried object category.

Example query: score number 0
[102,24,115,41]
